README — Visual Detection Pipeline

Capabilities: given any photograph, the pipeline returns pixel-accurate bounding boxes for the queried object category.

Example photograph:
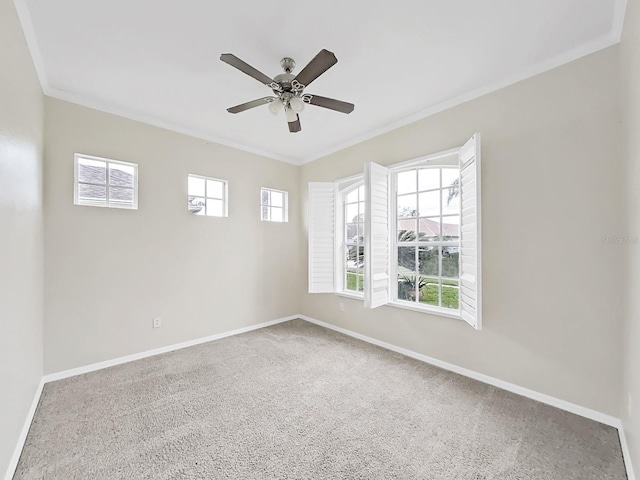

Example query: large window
[394,167,460,309]
[343,184,365,294]
[308,134,482,329]
[188,175,228,217]
[74,154,138,209]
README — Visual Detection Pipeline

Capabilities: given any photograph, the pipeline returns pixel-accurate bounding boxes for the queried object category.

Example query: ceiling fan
[220,49,354,133]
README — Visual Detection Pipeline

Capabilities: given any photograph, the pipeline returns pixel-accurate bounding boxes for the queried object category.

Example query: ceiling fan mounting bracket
[280,57,296,73]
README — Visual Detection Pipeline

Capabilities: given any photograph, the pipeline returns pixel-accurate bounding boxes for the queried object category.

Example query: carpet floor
[14,319,627,479]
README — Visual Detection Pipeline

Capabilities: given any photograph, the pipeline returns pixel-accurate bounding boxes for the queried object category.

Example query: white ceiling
[17,0,625,164]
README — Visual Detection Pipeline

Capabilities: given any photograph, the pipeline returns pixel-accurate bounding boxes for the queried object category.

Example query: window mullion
[415,168,420,303]
[439,169,443,307]
[357,227,361,292]
[204,177,209,215]
[414,240,419,303]
[78,181,108,188]
[106,163,112,206]
[390,172,397,302]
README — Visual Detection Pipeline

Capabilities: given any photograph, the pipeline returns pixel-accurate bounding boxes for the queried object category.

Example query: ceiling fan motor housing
[273,73,296,95]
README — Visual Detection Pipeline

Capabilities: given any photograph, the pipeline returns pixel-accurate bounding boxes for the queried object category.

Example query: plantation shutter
[308,182,336,293]
[364,162,390,309]
[459,134,482,330]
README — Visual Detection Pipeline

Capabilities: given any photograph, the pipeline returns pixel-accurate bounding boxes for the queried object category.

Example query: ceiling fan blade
[293,49,338,88]
[288,115,301,133]
[220,53,275,86]
[305,94,354,114]
[227,97,275,114]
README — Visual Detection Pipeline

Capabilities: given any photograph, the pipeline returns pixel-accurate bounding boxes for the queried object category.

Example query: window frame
[389,150,462,317]
[74,153,138,210]
[260,187,289,223]
[332,148,466,320]
[337,178,366,297]
[187,174,229,218]
[308,136,480,326]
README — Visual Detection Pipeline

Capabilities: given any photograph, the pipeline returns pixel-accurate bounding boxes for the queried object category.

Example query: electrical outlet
[339,302,344,312]
[153,317,162,328]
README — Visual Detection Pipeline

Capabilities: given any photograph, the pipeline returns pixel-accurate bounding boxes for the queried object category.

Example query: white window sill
[335,291,364,301]
[74,202,138,210]
[387,300,463,321]
[334,292,462,321]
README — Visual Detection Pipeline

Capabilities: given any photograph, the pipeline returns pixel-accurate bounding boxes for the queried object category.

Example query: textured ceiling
[17,0,626,164]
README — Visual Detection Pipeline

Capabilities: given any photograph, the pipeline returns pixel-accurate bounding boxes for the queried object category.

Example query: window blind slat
[459,134,482,330]
[365,162,390,309]
[309,182,336,293]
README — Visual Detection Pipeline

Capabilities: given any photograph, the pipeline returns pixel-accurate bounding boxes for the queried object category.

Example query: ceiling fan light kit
[220,49,355,133]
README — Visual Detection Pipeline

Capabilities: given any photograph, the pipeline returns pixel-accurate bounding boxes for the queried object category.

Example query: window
[74,154,137,209]
[308,134,482,329]
[261,188,288,222]
[188,175,228,217]
[393,166,460,310]
[342,183,365,294]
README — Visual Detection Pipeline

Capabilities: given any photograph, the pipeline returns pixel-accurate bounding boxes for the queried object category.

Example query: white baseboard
[4,378,45,480]
[298,315,620,428]
[43,315,297,383]
[620,426,636,480]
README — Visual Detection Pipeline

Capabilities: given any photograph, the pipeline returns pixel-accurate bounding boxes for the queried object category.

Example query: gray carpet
[15,319,626,479]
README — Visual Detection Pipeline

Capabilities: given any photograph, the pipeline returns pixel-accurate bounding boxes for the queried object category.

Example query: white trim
[390,147,460,171]
[43,315,297,382]
[336,173,365,190]
[335,291,364,301]
[12,0,48,94]
[613,0,629,43]
[260,187,289,223]
[620,426,636,480]
[74,153,139,210]
[298,315,620,428]
[387,300,463,320]
[188,174,229,217]
[4,378,45,480]
[336,178,364,294]
[46,87,301,165]
[333,293,464,321]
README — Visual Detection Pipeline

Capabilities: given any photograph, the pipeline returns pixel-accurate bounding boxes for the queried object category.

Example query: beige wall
[300,47,624,416]
[0,0,44,475]
[622,0,640,474]
[44,98,300,374]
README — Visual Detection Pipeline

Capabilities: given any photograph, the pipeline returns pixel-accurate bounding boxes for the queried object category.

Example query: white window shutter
[364,162,390,309]
[308,182,336,293]
[459,134,482,330]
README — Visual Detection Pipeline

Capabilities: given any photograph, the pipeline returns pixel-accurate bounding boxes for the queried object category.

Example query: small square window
[188,174,228,217]
[260,188,288,222]
[74,154,138,209]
